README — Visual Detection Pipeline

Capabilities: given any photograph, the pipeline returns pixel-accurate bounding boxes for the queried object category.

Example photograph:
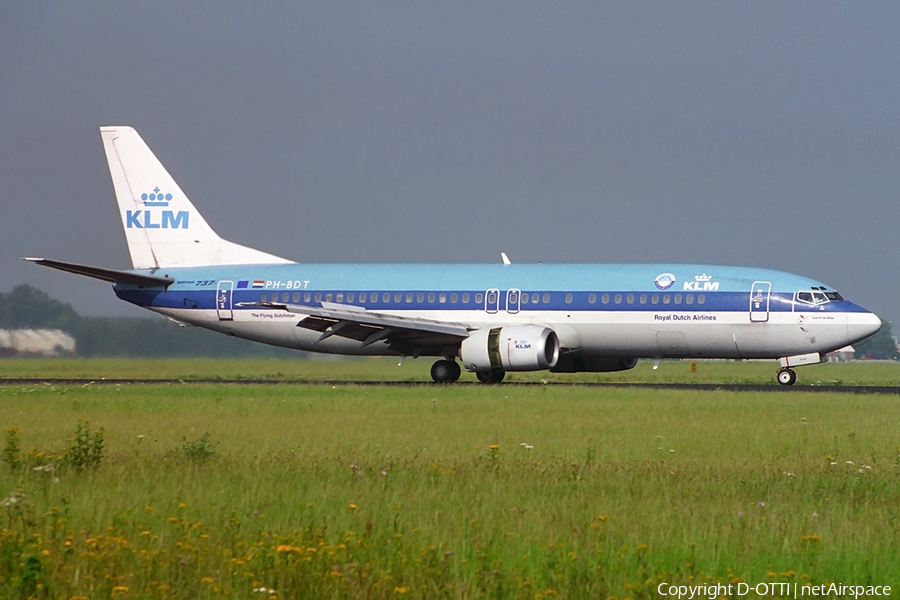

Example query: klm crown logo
[126,186,189,230]
[683,273,719,291]
[141,187,172,207]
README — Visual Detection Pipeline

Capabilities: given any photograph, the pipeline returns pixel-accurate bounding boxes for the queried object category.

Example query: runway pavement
[2,379,900,394]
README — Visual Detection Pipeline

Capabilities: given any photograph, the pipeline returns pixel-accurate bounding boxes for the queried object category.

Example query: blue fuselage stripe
[114,288,869,314]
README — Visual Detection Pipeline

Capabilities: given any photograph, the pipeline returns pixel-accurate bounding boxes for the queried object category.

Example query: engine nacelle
[550,356,638,373]
[460,326,559,372]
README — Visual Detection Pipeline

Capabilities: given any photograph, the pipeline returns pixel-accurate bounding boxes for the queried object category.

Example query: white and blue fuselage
[114,262,877,365]
[28,127,881,385]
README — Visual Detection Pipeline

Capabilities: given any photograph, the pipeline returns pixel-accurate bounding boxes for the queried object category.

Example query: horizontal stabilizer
[22,257,174,288]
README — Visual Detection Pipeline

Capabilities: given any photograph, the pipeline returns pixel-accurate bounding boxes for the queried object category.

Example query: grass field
[1,360,899,598]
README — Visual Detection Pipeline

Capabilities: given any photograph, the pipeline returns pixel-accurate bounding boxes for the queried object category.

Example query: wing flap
[237,301,470,352]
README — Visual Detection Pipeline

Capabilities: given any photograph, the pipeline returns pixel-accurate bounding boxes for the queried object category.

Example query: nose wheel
[777,368,797,386]
[431,359,461,383]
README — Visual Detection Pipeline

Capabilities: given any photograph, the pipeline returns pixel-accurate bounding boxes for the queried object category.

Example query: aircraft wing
[23,257,174,288]
[238,301,470,355]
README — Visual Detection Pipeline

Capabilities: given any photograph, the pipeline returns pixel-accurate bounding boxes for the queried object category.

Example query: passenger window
[325,293,333,302]
[315,293,322,302]
[475,293,484,303]
[451,293,458,303]
[532,294,539,304]
[614,294,622,304]
[439,293,446,303]
[391,293,398,303]
[588,293,596,304]
[626,294,634,304]
[336,293,344,303]
[639,294,647,304]
[417,293,424,303]
[601,294,610,304]
[542,293,550,304]
[662,295,670,305]
[651,294,659,305]
[565,293,573,304]
[521,294,529,305]
[406,293,413,303]
[685,294,693,305]
[282,293,289,303]
[697,294,705,305]
[509,291,519,304]
[304,293,311,303]
[359,293,366,303]
[463,293,470,303]
[261,294,267,302]
[293,292,300,302]
[428,293,435,303]
[674,294,682,305]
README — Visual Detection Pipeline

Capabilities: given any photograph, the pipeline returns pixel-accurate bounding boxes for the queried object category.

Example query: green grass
[2,356,900,386]
[1,377,899,598]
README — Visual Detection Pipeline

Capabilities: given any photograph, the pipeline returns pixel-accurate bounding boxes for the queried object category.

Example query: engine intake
[460,325,559,372]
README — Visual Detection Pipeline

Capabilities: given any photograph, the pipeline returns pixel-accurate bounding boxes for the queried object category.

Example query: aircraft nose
[848,311,882,344]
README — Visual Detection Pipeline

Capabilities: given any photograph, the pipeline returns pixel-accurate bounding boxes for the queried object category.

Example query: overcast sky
[2,2,898,324]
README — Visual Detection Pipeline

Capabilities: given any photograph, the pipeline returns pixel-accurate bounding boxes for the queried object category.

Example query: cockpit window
[796,290,835,306]
[826,292,843,301]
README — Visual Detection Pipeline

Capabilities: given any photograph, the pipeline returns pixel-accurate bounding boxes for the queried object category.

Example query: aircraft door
[749,281,771,322]
[506,289,521,314]
[485,288,500,314]
[217,280,234,321]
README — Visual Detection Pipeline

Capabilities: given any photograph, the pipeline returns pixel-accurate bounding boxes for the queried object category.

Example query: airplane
[25,126,881,385]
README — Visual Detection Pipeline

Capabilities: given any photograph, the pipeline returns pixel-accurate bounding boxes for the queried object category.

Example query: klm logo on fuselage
[683,274,719,291]
[126,187,189,229]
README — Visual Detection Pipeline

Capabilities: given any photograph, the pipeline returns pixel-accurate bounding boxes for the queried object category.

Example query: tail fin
[100,126,292,269]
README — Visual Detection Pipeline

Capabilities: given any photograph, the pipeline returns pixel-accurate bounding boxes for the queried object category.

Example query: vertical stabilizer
[100,126,292,269]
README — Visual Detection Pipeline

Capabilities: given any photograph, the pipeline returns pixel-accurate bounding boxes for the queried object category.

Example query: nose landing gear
[776,368,797,386]
[431,359,462,383]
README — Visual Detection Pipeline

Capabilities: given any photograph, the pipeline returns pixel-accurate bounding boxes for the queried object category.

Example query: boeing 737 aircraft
[26,127,881,385]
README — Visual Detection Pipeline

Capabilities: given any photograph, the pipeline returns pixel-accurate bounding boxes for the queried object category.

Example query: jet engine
[460,325,559,372]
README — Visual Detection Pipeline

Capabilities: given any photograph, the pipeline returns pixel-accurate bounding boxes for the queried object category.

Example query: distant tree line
[0,284,299,358]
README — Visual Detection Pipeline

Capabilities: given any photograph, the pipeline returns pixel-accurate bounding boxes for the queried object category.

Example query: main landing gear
[777,368,797,386]
[430,359,461,383]
[475,370,506,384]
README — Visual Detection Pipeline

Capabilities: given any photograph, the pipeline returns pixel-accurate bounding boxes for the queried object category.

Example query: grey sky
[2,2,898,323]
